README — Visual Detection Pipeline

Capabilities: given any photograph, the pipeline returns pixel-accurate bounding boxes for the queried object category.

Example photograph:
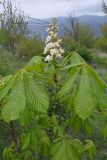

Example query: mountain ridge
[28,15,107,37]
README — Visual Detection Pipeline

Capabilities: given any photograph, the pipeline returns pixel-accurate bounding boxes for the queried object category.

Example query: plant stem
[53,64,62,125]
[10,122,17,143]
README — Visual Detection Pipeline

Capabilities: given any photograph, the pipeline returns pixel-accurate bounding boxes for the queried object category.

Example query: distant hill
[28,15,107,37]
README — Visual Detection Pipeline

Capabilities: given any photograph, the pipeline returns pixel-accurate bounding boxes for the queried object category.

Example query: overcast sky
[13,0,104,19]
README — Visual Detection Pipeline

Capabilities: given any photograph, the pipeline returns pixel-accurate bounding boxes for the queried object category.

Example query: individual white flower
[46,42,54,49]
[45,55,53,62]
[56,53,62,58]
[58,39,62,43]
[53,33,58,38]
[50,48,58,56]
[49,31,53,36]
[54,42,60,47]
[46,35,51,43]
[59,48,64,54]
[43,47,48,54]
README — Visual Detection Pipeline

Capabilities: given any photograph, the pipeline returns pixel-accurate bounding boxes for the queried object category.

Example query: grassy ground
[90,50,107,159]
[0,47,26,76]
[90,50,107,81]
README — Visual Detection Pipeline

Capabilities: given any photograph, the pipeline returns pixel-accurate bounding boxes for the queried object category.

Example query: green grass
[90,50,107,82]
[0,47,26,76]
[90,52,107,159]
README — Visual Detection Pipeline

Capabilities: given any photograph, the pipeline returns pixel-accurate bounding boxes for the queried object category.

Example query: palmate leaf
[74,65,106,120]
[58,67,80,98]
[51,136,84,160]
[21,128,51,159]
[2,73,26,122]
[1,69,49,122]
[74,66,95,120]
[59,52,106,120]
[25,73,49,113]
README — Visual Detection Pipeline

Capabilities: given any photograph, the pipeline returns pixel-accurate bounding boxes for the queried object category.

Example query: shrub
[101,24,107,39]
[0,29,8,46]
[62,36,78,52]
[62,37,92,61]
[16,36,44,58]
[64,16,95,48]
[76,44,92,61]
[77,25,95,48]
[0,48,25,76]
[1,0,28,54]
[94,38,107,53]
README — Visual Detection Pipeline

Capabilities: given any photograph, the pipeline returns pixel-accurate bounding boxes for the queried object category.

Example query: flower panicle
[44,17,64,62]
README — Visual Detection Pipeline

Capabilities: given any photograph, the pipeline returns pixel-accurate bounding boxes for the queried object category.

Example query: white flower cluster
[44,18,64,62]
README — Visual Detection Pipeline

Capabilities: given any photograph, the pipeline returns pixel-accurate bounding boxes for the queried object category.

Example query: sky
[13,0,104,19]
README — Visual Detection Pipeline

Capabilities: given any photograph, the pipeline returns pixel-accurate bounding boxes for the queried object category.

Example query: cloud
[12,0,104,18]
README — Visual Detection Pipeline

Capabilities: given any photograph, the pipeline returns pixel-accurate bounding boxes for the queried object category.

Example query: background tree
[62,15,95,61]
[102,0,107,14]
[64,15,80,42]
[64,15,95,48]
[94,1,107,53]
[1,0,28,54]
[0,1,2,18]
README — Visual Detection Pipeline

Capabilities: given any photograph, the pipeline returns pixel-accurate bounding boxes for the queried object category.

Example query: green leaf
[3,143,15,160]
[19,108,33,126]
[84,119,93,136]
[84,140,96,160]
[103,124,107,139]
[51,136,83,160]
[60,51,85,68]
[58,68,80,98]
[87,66,107,108]
[22,133,31,150]
[60,53,106,120]
[2,75,13,82]
[0,76,14,101]
[53,125,65,137]
[22,130,38,151]
[74,66,95,120]
[26,56,44,74]
[1,68,49,122]
[67,115,82,133]
[39,133,51,157]
[60,52,106,120]
[21,150,33,160]
[2,74,26,122]
[26,56,43,67]
[25,73,49,113]
[3,147,13,160]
